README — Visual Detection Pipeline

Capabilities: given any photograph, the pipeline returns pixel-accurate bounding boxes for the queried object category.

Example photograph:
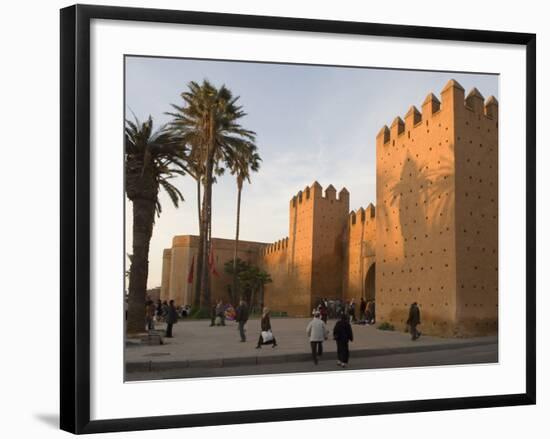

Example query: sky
[124,56,498,288]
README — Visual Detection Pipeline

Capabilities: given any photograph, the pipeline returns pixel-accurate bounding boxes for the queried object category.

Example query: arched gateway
[364,262,375,302]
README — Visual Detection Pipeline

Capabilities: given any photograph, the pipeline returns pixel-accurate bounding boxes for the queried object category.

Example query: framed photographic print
[60,4,536,434]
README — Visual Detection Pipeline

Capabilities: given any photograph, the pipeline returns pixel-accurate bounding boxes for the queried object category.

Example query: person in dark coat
[406,302,421,340]
[155,299,163,320]
[319,301,328,323]
[349,298,356,323]
[333,312,354,367]
[165,300,178,338]
[145,300,155,331]
[359,297,367,321]
[256,307,277,348]
[209,302,217,327]
[235,299,249,342]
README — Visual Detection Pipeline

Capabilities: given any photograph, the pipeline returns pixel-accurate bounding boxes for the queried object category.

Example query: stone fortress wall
[258,237,289,313]
[159,79,498,336]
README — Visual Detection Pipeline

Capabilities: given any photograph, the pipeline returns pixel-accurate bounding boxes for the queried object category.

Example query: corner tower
[376,79,498,336]
[287,182,349,315]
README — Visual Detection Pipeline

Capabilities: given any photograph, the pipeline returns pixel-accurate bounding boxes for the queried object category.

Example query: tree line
[125,80,263,335]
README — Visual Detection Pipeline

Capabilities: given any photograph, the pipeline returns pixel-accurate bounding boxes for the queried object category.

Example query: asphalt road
[126,342,498,381]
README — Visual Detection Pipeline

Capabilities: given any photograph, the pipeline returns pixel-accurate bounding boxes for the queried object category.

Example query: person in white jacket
[306,312,329,365]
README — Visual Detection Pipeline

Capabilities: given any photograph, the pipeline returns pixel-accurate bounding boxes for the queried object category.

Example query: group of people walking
[306,311,353,367]
[143,295,422,366]
[235,301,351,366]
[234,300,278,348]
[144,298,179,337]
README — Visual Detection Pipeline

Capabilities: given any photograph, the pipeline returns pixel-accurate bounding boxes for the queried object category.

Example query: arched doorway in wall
[364,262,375,302]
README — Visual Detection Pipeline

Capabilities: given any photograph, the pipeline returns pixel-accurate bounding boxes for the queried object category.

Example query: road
[126,342,497,381]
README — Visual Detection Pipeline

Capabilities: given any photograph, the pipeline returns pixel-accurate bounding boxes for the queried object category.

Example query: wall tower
[376,79,498,336]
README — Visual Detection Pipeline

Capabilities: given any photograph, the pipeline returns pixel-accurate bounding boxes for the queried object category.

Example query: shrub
[190,307,211,319]
[377,321,395,331]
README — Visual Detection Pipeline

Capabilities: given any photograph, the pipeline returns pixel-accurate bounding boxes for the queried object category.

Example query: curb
[126,339,497,373]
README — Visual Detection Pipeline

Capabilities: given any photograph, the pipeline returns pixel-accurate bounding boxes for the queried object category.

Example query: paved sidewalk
[125,317,497,373]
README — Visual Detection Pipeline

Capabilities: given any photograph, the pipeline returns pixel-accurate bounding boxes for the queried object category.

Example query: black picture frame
[60,4,536,434]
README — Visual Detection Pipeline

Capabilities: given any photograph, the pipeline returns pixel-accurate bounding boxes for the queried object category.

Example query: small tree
[223,258,249,303]
[256,269,272,311]
[237,264,272,313]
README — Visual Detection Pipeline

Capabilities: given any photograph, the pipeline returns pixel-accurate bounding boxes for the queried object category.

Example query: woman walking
[256,307,277,348]
[333,312,354,367]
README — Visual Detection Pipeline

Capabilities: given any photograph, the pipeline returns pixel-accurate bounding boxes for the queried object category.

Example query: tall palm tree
[125,116,187,335]
[230,147,261,303]
[167,80,257,309]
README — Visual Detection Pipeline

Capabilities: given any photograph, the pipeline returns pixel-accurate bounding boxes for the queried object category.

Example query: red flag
[209,244,219,277]
[187,256,195,284]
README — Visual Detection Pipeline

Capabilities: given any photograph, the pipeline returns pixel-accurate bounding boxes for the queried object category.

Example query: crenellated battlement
[290,181,349,206]
[349,203,376,226]
[377,79,499,146]
[261,237,289,256]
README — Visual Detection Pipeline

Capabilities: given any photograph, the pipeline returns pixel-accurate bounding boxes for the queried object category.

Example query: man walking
[145,299,155,331]
[406,302,421,341]
[359,297,367,321]
[349,298,356,323]
[235,299,249,342]
[165,300,178,338]
[306,311,329,365]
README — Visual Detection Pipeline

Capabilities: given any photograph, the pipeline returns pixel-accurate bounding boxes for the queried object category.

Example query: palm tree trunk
[193,178,203,308]
[232,183,242,304]
[206,184,213,304]
[127,197,156,335]
[200,112,215,309]
[199,159,213,309]
[193,185,204,308]
[196,178,202,226]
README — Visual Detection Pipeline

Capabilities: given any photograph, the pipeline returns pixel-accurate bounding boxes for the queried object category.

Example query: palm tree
[229,147,261,303]
[125,116,187,335]
[167,80,257,310]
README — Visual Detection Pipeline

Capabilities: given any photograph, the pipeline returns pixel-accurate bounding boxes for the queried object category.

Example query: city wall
[159,79,498,337]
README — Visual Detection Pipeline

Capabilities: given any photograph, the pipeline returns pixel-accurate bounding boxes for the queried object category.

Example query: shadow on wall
[376,152,457,334]
[379,152,455,248]
[365,262,375,302]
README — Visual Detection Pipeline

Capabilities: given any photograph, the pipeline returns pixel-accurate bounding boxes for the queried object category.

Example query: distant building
[146,287,161,303]
[160,79,498,337]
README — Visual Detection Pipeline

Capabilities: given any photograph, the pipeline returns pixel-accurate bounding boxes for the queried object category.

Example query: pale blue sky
[124,56,498,288]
